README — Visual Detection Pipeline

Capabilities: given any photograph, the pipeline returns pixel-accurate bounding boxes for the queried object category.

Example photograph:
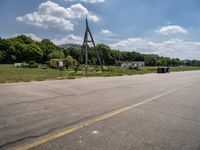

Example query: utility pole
[75,16,104,74]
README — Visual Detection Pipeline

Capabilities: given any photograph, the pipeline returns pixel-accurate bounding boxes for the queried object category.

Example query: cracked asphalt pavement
[0,71,200,150]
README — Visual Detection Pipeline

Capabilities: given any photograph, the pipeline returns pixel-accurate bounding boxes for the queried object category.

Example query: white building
[121,61,145,68]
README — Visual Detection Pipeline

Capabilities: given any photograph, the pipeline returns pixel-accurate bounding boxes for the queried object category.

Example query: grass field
[0,64,200,83]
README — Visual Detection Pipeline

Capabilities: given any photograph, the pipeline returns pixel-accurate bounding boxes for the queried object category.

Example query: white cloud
[66,0,105,3]
[81,0,105,3]
[53,34,82,45]
[110,38,200,60]
[157,25,188,35]
[10,33,42,41]
[110,38,153,52]
[16,1,98,30]
[100,29,115,36]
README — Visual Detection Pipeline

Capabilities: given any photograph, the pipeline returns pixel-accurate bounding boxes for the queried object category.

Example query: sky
[0,0,200,60]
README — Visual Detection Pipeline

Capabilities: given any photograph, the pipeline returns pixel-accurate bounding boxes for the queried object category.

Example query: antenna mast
[75,16,104,74]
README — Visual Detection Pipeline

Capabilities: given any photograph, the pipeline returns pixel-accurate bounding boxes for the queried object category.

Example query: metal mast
[75,16,104,74]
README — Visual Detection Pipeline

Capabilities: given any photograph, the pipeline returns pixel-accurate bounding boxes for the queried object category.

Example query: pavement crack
[1,83,135,107]
[0,117,91,149]
[0,105,129,149]
[4,93,75,106]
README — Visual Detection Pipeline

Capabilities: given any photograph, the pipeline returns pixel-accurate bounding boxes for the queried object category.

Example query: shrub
[129,66,139,70]
[29,61,38,68]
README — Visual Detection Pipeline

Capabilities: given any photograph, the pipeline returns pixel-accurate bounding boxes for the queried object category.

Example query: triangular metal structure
[75,16,104,74]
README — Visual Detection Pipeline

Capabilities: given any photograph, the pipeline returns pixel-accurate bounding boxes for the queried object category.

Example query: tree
[171,58,181,66]
[96,44,113,65]
[0,51,5,62]
[64,47,81,62]
[26,44,43,62]
[144,55,156,66]
[63,55,77,69]
[14,35,34,44]
[0,35,197,67]
[38,39,61,62]
[48,50,65,59]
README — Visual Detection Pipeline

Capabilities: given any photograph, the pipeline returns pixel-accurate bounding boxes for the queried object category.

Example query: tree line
[0,35,199,66]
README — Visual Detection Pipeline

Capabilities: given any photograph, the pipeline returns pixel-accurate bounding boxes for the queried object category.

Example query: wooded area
[0,35,200,66]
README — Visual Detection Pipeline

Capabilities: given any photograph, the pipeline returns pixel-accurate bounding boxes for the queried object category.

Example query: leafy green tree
[0,51,5,62]
[63,55,77,69]
[48,50,65,59]
[13,35,34,44]
[171,58,181,66]
[0,35,196,67]
[144,55,157,66]
[38,39,61,62]
[64,47,81,62]
[96,44,113,65]
[26,44,43,62]
[0,39,16,63]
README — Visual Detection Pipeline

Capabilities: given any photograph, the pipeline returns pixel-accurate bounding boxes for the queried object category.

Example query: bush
[21,62,29,68]
[29,61,38,68]
[129,66,139,70]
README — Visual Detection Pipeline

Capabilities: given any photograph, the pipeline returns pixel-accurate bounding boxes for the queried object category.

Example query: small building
[120,61,145,68]
[50,59,63,68]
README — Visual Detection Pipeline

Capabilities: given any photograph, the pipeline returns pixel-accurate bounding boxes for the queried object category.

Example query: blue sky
[0,0,200,59]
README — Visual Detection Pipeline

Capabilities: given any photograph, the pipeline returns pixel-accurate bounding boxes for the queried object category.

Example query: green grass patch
[0,64,200,83]
[170,66,200,72]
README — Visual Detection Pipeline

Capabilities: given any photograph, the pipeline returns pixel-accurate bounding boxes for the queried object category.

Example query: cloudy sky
[0,0,200,59]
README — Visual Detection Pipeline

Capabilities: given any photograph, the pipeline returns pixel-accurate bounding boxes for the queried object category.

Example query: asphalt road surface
[1,71,200,150]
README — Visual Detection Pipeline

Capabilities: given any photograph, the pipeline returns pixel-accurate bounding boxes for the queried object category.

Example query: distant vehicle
[157,67,170,73]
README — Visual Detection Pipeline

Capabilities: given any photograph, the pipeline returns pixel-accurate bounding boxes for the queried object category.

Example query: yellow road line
[15,82,195,150]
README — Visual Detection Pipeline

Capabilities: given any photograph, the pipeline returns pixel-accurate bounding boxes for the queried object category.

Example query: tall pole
[75,15,104,74]
[85,39,88,75]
